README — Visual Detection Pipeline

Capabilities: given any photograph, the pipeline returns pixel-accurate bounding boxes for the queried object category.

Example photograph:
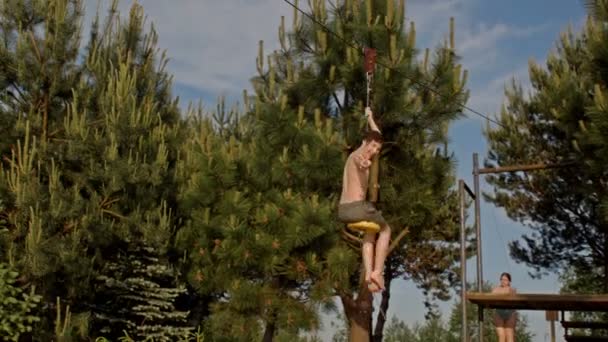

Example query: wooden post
[546,310,558,342]
[459,180,468,342]
[368,153,380,202]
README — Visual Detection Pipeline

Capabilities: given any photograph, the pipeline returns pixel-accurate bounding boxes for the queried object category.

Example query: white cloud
[457,22,547,74]
[459,22,547,52]
[403,0,545,122]
[84,0,292,97]
[82,0,544,107]
[407,0,546,76]
[407,0,471,38]
[468,63,531,118]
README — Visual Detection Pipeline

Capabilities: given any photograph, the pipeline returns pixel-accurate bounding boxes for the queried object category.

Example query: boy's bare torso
[340,149,369,204]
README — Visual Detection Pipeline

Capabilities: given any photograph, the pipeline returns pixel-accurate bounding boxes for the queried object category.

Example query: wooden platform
[562,321,608,330]
[467,292,608,312]
[565,336,608,342]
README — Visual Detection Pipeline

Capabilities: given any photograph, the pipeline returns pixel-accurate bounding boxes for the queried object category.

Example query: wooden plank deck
[564,336,608,342]
[562,321,608,330]
[467,292,608,312]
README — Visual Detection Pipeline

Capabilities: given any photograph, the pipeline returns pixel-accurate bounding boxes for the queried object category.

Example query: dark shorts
[337,200,387,226]
[494,309,516,328]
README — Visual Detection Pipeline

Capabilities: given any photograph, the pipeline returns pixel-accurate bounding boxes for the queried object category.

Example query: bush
[0,263,41,341]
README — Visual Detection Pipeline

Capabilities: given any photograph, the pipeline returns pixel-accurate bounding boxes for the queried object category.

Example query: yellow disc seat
[346,221,380,233]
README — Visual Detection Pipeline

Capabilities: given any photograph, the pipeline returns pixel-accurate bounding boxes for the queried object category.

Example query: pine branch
[28,31,42,63]
[6,87,27,107]
[101,209,127,220]
[332,92,343,114]
[373,262,393,341]
[388,226,410,255]
[100,197,121,208]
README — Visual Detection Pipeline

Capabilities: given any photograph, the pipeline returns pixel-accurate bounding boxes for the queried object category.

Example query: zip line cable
[282,0,507,129]
[488,190,513,276]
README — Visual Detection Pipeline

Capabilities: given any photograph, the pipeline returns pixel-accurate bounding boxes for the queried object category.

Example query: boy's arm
[347,148,372,170]
[365,107,381,133]
[353,150,372,169]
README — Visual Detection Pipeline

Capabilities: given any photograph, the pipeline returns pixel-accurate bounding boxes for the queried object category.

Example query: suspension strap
[364,47,377,111]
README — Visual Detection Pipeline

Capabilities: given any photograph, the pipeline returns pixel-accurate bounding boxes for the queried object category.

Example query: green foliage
[0,0,475,341]
[333,282,535,342]
[0,0,186,339]
[274,330,323,342]
[484,0,608,286]
[0,263,41,341]
[361,289,535,342]
[384,316,450,342]
[560,267,608,336]
[94,327,206,342]
[0,198,8,258]
[446,299,534,342]
[176,103,344,340]
[249,2,470,339]
[51,297,92,342]
[175,1,470,340]
[0,0,83,151]
[92,247,193,341]
[278,0,466,290]
[378,311,533,342]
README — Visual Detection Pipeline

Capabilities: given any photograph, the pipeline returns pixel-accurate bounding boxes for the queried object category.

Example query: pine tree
[0,0,83,153]
[175,99,345,341]
[559,266,608,336]
[248,1,468,341]
[68,2,186,338]
[93,246,192,340]
[579,0,608,289]
[381,317,417,342]
[0,0,187,339]
[484,0,608,289]
[0,0,96,337]
[367,315,451,342]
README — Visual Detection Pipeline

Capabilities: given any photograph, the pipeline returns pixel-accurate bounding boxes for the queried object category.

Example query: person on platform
[492,272,517,342]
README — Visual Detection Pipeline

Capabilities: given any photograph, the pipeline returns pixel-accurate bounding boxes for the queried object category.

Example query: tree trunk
[184,291,210,328]
[372,262,393,342]
[604,231,608,293]
[262,316,277,342]
[342,280,374,342]
[368,154,380,202]
[349,316,370,342]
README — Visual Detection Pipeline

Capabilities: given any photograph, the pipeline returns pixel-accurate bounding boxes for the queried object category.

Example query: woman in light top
[492,272,516,342]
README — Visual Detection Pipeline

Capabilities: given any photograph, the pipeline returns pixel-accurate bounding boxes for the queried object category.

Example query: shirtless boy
[337,107,391,292]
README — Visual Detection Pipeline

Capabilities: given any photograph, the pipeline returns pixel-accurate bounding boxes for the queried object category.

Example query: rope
[366,71,373,110]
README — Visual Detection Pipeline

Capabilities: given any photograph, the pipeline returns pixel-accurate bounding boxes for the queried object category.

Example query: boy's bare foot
[366,280,382,293]
[370,271,385,291]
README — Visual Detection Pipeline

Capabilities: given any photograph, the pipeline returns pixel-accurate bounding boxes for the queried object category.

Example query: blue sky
[84,0,587,340]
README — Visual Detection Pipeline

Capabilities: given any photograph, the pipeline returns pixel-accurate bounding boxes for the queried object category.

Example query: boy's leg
[370,224,391,290]
[362,232,376,286]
